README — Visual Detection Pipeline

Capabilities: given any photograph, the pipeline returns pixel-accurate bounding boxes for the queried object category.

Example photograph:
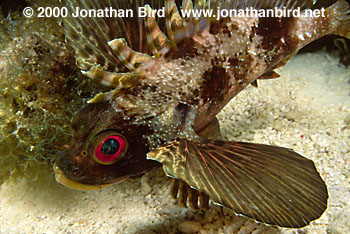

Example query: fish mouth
[53,163,129,191]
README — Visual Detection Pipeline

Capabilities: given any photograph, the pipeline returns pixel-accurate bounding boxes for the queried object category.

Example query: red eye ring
[94,135,126,164]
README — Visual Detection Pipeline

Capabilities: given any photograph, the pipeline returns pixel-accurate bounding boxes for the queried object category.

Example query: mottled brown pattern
[210,19,232,36]
[167,38,199,59]
[200,65,230,105]
[256,17,298,64]
[228,56,252,82]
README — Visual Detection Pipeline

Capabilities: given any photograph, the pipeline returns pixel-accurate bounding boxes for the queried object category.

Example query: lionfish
[54,0,350,228]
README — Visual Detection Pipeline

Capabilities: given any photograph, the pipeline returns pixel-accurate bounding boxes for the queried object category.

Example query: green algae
[0,0,103,183]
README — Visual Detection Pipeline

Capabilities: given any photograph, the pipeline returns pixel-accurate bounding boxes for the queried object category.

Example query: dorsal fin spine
[165,0,183,49]
[182,0,194,10]
[145,4,170,58]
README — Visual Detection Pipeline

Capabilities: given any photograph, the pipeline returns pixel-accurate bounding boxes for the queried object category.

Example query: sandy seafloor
[0,51,349,234]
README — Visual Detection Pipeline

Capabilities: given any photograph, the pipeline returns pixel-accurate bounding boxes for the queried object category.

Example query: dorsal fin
[63,0,318,102]
[144,4,171,58]
[165,0,184,49]
[63,0,318,72]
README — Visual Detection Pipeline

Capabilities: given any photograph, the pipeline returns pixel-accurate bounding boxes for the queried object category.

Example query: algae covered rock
[0,0,102,183]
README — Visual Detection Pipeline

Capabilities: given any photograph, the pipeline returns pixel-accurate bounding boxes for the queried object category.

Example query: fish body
[54,0,350,228]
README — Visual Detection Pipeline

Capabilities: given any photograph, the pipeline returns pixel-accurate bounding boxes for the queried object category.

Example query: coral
[0,0,103,183]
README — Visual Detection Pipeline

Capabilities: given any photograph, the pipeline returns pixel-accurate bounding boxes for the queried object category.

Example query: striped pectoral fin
[63,0,155,73]
[82,65,140,103]
[107,38,152,71]
[82,65,140,88]
[147,139,328,228]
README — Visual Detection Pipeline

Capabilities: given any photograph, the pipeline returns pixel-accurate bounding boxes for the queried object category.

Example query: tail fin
[328,0,350,39]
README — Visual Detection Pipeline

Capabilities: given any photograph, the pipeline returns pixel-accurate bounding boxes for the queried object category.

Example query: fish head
[54,101,160,190]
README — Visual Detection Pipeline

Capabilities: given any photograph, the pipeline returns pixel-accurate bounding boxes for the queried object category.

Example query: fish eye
[94,134,127,165]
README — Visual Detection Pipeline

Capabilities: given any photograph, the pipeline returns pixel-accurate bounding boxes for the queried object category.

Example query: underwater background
[0,0,349,233]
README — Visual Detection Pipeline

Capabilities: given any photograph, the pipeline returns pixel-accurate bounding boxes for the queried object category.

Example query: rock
[179,221,203,233]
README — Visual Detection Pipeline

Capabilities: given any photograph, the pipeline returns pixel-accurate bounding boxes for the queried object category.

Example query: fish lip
[53,163,129,191]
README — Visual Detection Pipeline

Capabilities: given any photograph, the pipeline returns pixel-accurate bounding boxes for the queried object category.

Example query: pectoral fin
[147,139,328,228]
